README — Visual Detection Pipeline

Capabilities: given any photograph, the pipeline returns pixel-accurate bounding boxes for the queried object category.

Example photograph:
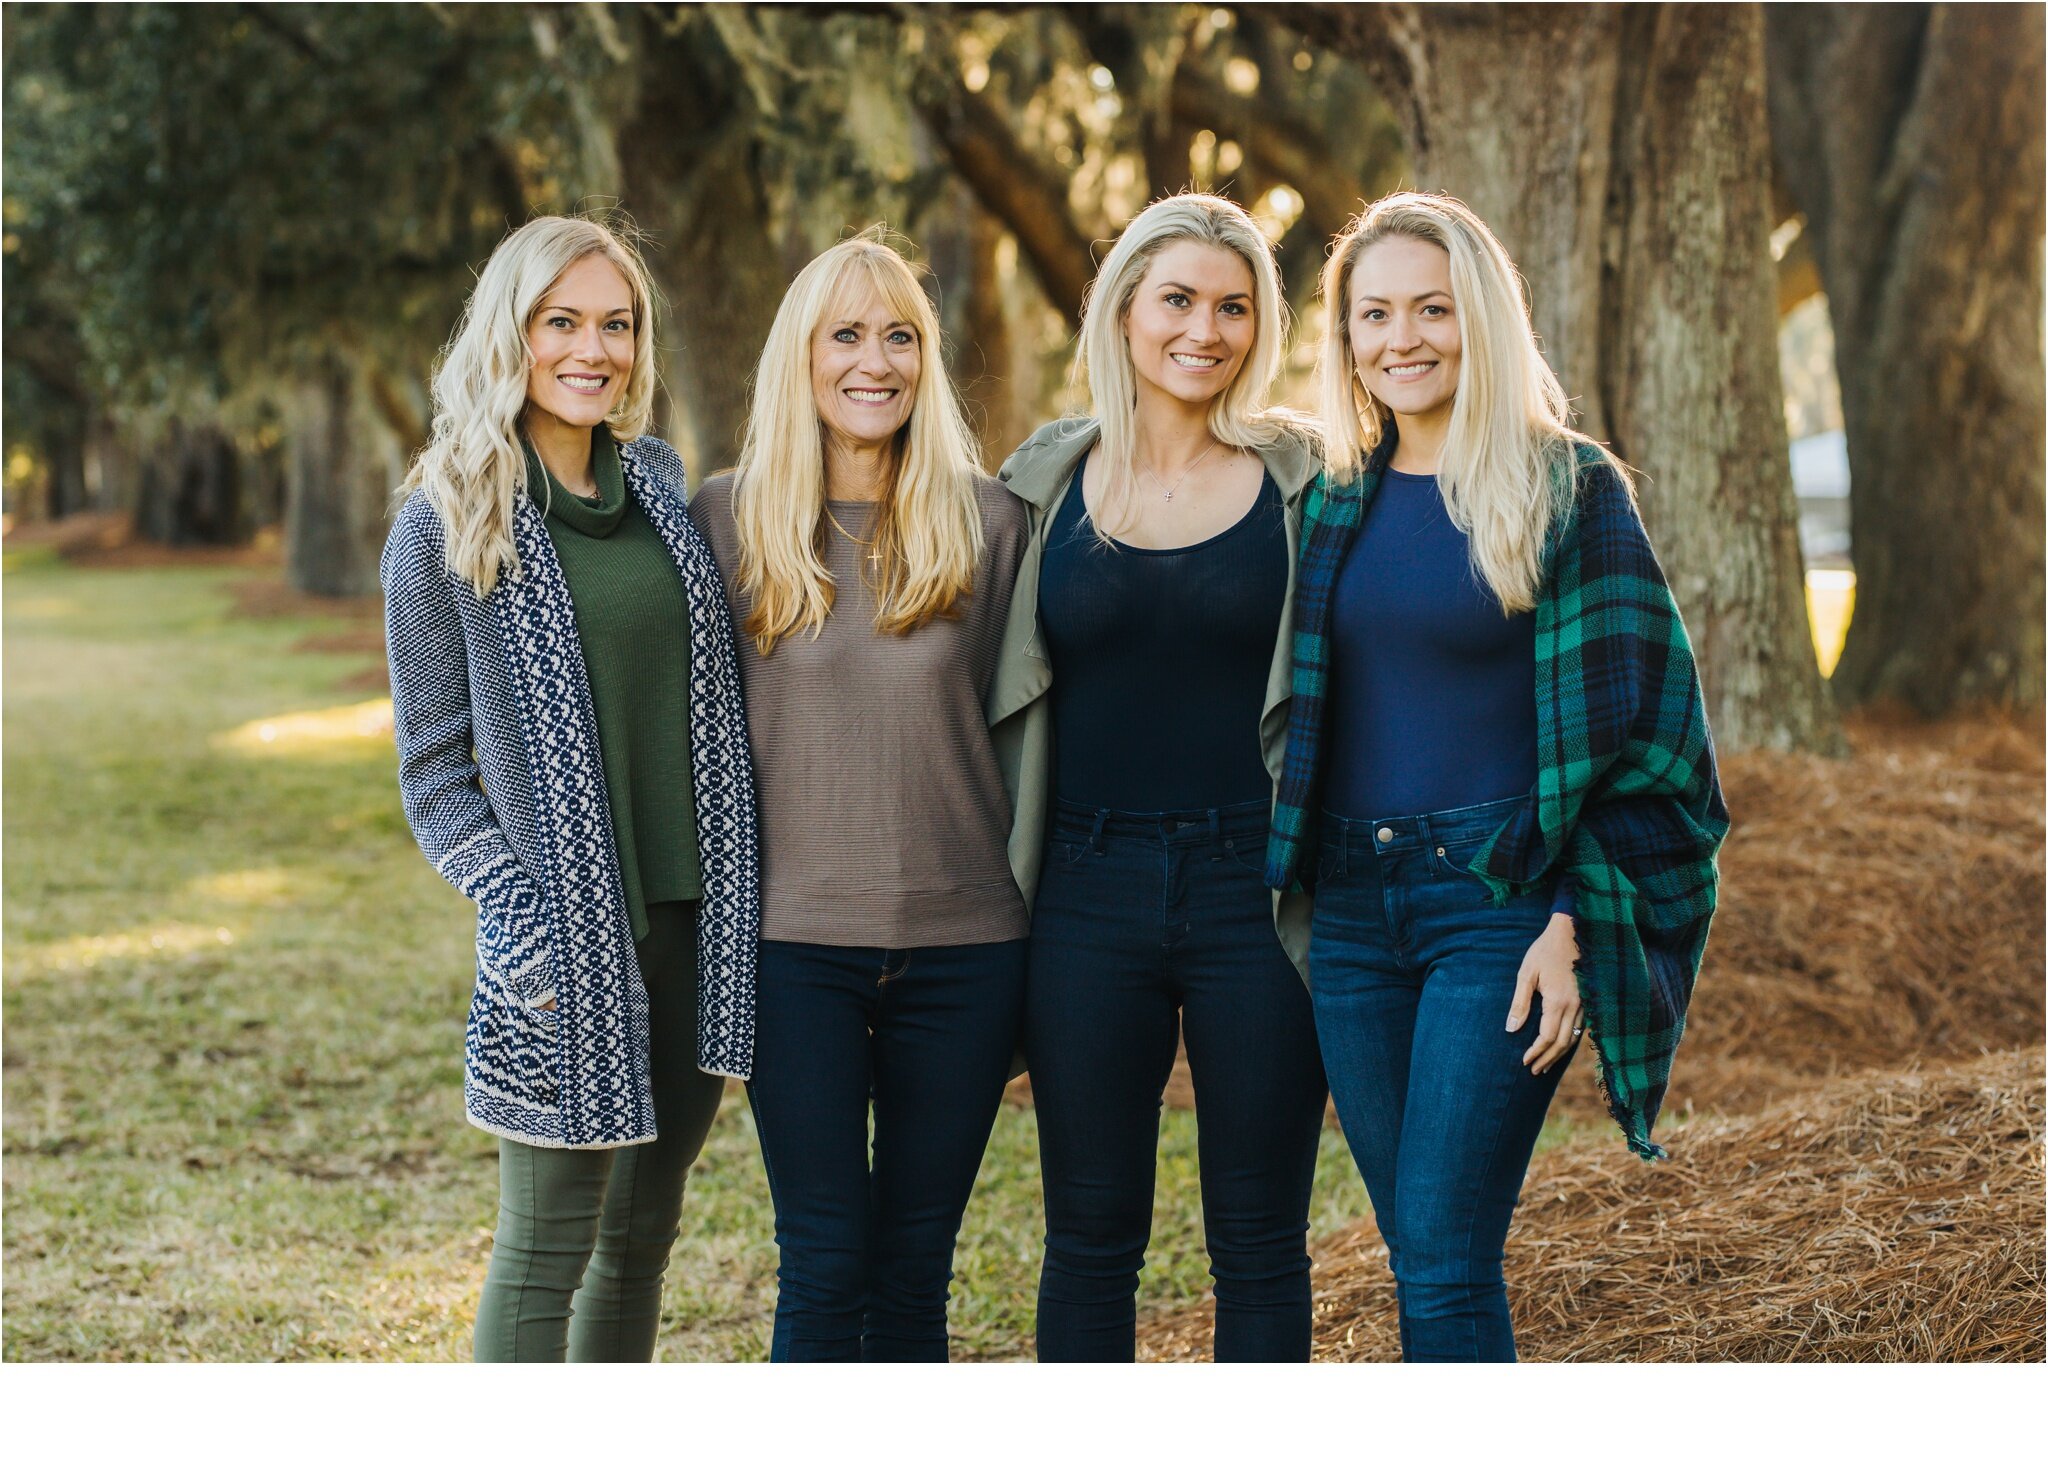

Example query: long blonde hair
[1318,191,1620,614]
[402,215,659,597]
[730,228,984,656]
[1074,193,1300,539]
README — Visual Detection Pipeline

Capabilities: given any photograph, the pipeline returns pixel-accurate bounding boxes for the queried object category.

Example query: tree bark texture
[1767,4,2045,713]
[615,21,791,476]
[1279,2,1842,754]
[919,183,1030,463]
[285,357,405,597]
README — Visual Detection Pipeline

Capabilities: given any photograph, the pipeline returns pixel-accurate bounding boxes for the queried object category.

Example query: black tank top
[1038,463,1286,812]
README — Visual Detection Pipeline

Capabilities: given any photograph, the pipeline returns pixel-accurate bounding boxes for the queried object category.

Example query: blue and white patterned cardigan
[380,435,759,1149]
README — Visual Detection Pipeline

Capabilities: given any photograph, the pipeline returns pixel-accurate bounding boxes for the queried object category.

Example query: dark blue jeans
[747,938,1028,1363]
[1308,797,1575,1363]
[1026,799,1328,1362]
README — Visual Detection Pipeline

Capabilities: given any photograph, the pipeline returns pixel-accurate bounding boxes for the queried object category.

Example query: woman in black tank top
[992,194,1328,1363]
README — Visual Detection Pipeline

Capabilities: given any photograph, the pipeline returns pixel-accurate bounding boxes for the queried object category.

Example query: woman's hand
[1507,912,1582,1075]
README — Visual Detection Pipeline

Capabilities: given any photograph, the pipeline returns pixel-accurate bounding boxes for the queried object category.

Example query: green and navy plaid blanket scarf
[1264,433,1729,1159]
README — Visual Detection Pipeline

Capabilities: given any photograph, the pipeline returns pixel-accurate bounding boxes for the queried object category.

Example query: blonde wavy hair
[1318,191,1621,614]
[1074,193,1301,540]
[401,215,659,596]
[729,228,984,656]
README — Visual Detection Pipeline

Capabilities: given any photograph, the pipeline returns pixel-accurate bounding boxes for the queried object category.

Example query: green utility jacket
[985,416,1321,976]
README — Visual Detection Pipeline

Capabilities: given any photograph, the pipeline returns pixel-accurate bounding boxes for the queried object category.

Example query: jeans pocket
[1047,838,1091,868]
[1431,830,1497,880]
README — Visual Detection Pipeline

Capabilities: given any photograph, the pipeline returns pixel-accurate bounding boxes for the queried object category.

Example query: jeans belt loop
[1088,808,1108,855]
[1207,807,1223,853]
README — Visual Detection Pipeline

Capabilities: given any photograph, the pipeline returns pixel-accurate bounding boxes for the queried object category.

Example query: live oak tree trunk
[920,183,1030,464]
[242,435,288,532]
[615,22,791,477]
[84,417,140,517]
[1766,4,2046,713]
[285,356,406,597]
[43,415,91,520]
[1278,2,1843,754]
[133,420,249,546]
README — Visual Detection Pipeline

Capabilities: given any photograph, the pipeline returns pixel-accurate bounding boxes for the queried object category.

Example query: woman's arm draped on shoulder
[380,503,540,914]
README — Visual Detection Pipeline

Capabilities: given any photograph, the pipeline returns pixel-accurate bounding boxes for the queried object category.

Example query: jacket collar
[999,420,1099,510]
[1258,426,1320,503]
[1000,416,1321,509]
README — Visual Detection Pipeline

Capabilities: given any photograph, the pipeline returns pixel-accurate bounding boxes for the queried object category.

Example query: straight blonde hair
[729,228,984,656]
[403,215,659,597]
[1074,193,1303,541]
[1317,191,1621,614]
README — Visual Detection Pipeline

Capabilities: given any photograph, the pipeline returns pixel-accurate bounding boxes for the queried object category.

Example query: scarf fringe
[1591,1044,1669,1162]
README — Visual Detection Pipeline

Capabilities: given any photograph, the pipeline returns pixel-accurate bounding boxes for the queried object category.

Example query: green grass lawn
[3,548,1380,1362]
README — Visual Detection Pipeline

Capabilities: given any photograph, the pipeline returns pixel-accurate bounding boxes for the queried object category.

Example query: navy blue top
[1040,463,1286,812]
[1324,467,1541,821]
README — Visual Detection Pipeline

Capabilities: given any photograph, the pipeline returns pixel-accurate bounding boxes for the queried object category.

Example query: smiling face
[523,253,636,434]
[810,283,922,453]
[1122,240,1257,411]
[1347,234,1462,430]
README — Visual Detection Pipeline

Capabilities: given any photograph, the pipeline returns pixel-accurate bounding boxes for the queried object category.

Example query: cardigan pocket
[463,967,563,1114]
[474,893,555,1012]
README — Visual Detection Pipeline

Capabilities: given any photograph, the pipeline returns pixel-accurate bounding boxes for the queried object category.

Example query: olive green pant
[472,902,726,1362]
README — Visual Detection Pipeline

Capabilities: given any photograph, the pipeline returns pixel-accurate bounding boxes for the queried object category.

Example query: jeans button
[1377,826,1394,844]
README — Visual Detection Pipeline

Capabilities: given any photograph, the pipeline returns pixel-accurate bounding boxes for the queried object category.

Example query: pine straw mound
[1136,1047,2045,1362]
[1574,710,2045,1124]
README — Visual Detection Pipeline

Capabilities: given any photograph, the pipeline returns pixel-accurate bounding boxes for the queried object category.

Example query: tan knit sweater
[689,473,1030,947]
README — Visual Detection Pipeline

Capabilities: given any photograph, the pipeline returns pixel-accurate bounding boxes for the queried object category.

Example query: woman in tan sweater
[688,230,1029,1362]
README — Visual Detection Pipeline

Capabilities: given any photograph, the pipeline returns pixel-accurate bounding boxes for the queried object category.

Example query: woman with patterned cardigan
[1264,192,1727,1362]
[381,215,758,1362]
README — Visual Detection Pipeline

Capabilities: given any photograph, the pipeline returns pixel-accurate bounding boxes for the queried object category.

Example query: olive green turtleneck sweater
[525,428,701,939]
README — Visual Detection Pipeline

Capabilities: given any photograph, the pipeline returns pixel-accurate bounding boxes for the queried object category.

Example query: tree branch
[1170,63,1381,221]
[245,4,334,64]
[914,84,1095,322]
[1267,3,1423,152]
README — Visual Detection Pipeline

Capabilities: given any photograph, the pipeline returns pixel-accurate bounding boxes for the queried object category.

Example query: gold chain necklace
[823,505,886,574]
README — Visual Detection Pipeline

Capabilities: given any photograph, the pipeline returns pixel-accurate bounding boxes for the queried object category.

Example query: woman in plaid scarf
[1265,193,1727,1362]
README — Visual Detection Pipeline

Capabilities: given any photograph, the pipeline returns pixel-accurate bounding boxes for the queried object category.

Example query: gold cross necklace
[823,505,887,574]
